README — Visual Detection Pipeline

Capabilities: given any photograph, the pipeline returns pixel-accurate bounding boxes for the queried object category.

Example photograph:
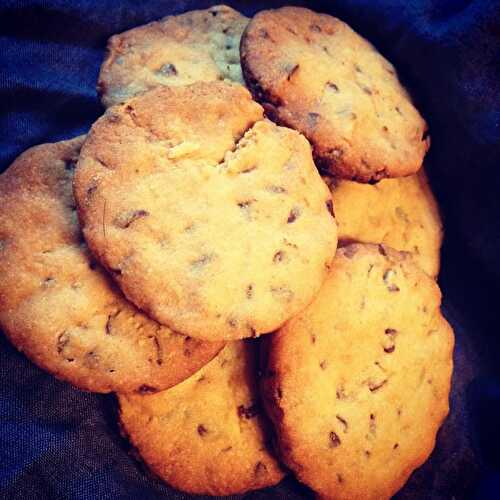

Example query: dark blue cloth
[1,1,499,498]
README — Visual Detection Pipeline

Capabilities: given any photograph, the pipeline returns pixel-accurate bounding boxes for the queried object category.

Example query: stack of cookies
[0,5,454,499]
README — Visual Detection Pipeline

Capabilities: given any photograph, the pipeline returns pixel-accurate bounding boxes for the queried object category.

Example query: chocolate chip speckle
[197,424,208,436]
[158,63,178,76]
[287,207,300,223]
[237,403,259,419]
[329,431,341,447]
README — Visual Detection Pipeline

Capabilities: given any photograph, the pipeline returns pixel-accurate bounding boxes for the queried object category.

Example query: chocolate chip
[311,334,316,344]
[368,379,387,392]
[395,106,403,115]
[283,238,298,249]
[358,83,373,95]
[259,28,269,39]
[336,386,347,399]
[383,269,400,292]
[197,424,208,436]
[191,254,214,270]
[241,165,257,174]
[337,473,343,483]
[138,385,158,394]
[158,63,177,76]
[384,345,395,353]
[326,81,339,92]
[246,284,254,299]
[270,286,293,302]
[273,250,285,263]
[336,415,348,432]
[84,351,100,369]
[237,403,259,419]
[319,360,327,370]
[365,450,371,458]
[287,207,300,223]
[107,113,121,123]
[57,332,70,353]
[150,335,162,366]
[308,112,321,128]
[237,199,255,220]
[393,443,399,450]
[86,184,97,199]
[395,206,409,222]
[105,315,114,335]
[114,209,149,229]
[329,431,341,447]
[285,63,300,81]
[267,185,286,193]
[42,277,56,288]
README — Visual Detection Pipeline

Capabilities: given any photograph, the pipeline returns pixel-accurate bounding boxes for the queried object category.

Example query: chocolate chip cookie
[262,243,454,499]
[241,6,430,182]
[119,341,284,495]
[74,82,337,341]
[324,169,442,277]
[98,5,249,107]
[0,137,222,393]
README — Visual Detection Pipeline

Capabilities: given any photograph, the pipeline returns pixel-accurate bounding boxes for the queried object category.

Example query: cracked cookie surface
[74,82,337,341]
[0,137,222,393]
[262,243,454,499]
[324,169,442,277]
[241,6,430,182]
[119,341,284,495]
[98,5,249,107]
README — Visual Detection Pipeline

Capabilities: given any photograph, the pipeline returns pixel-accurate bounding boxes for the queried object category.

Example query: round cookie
[0,137,223,393]
[262,243,454,500]
[74,82,337,341]
[324,169,443,277]
[98,5,249,107]
[241,6,430,182]
[119,341,285,495]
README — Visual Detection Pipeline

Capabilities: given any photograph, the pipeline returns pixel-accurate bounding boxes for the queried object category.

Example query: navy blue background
[0,1,499,498]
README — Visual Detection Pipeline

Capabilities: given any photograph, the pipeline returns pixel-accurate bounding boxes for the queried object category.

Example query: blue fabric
[0,0,499,498]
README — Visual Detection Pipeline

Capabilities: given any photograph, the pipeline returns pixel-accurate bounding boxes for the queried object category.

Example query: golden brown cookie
[241,6,430,182]
[98,5,249,107]
[324,169,442,277]
[119,341,285,495]
[74,82,337,341]
[0,137,222,393]
[262,243,454,499]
